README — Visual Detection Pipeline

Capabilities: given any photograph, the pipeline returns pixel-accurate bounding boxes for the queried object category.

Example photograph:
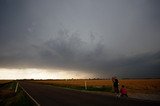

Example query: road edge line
[19,83,40,106]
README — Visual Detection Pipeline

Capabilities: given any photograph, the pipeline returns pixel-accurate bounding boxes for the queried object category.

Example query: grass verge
[0,82,34,106]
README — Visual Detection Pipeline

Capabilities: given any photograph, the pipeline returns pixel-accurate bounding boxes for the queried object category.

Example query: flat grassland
[31,79,160,94]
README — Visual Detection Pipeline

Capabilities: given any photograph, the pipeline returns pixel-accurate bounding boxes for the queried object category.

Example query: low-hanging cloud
[0,29,160,77]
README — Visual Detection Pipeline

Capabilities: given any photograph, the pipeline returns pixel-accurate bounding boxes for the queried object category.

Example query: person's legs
[121,94,128,98]
[114,87,120,97]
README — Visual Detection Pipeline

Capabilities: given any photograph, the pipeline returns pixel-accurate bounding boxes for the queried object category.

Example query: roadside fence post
[85,81,87,90]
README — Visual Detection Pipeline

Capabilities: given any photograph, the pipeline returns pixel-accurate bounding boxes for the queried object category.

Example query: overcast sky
[0,0,160,79]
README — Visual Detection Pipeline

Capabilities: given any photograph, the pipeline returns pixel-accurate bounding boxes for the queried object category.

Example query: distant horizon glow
[0,68,96,79]
[0,68,159,80]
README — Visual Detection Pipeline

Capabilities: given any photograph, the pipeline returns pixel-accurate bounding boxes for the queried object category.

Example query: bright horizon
[1,68,159,80]
[0,68,97,80]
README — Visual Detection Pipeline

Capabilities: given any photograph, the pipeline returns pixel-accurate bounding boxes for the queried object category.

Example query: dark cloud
[0,28,159,77]
[0,0,160,78]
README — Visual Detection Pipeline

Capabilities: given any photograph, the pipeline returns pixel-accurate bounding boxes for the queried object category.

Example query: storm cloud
[0,0,160,78]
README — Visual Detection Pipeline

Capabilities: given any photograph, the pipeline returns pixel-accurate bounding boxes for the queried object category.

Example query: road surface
[19,82,160,106]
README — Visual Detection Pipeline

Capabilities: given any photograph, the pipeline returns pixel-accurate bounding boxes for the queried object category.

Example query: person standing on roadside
[112,77,120,97]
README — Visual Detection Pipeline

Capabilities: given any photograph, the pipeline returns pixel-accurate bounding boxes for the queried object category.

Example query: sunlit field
[30,79,160,94]
[119,79,160,94]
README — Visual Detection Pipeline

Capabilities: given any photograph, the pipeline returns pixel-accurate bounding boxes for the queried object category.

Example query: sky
[0,0,160,79]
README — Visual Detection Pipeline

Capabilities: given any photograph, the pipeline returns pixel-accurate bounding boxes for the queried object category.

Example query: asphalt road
[19,82,160,106]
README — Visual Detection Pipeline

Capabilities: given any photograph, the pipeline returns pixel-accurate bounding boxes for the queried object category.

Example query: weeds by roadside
[0,81,33,106]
